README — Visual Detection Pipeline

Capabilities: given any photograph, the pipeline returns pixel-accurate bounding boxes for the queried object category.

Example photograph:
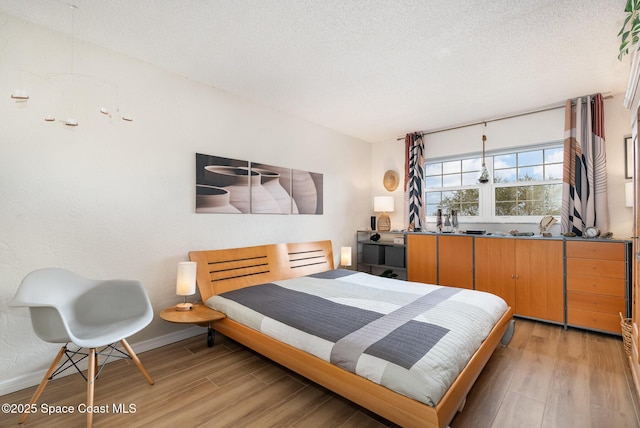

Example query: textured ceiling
[0,0,632,142]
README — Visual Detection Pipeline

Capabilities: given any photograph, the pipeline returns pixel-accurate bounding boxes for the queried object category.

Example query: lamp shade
[374,196,394,212]
[626,181,634,208]
[340,246,352,267]
[176,261,197,296]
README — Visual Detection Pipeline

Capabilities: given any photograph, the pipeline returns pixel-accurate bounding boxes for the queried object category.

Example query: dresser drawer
[566,241,625,260]
[567,308,622,334]
[566,274,626,297]
[566,258,626,279]
[566,291,626,314]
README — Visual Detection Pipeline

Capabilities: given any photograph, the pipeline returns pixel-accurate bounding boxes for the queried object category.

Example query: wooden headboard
[189,240,334,302]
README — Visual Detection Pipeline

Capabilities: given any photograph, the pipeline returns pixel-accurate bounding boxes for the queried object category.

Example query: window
[425,143,562,221]
[493,147,563,216]
[425,158,481,216]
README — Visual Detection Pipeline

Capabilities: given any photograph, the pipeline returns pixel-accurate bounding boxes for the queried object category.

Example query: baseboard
[0,326,204,396]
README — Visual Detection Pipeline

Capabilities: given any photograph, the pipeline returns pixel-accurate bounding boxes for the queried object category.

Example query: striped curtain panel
[561,94,610,236]
[404,133,425,230]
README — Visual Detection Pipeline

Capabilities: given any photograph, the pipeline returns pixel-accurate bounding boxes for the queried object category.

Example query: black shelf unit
[356,230,407,280]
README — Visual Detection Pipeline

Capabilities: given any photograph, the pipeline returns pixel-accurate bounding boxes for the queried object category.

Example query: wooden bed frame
[189,240,514,428]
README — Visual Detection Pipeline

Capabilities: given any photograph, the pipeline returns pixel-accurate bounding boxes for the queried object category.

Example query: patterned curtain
[404,132,425,230]
[561,94,610,235]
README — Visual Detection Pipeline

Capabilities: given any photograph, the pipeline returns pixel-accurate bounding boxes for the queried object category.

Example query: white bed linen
[207,271,508,406]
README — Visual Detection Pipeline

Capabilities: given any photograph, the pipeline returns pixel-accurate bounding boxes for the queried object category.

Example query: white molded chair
[10,268,154,427]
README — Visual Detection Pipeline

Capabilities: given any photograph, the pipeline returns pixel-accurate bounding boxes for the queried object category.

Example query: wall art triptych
[195,153,323,214]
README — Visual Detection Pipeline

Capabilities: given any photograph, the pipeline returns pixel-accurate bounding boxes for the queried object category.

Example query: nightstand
[159,303,226,347]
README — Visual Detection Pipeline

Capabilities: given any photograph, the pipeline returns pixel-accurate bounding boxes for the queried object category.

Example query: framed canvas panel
[195,153,250,213]
[250,163,293,214]
[292,169,323,215]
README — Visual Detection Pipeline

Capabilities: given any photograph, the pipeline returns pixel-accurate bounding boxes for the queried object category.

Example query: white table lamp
[374,196,394,231]
[176,261,197,311]
[340,246,352,268]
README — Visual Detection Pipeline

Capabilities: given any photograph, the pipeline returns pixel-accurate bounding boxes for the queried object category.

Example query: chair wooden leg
[18,346,67,424]
[120,339,154,385]
[86,348,96,428]
[120,338,154,385]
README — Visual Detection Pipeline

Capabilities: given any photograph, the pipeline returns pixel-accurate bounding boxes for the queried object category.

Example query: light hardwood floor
[1,319,638,427]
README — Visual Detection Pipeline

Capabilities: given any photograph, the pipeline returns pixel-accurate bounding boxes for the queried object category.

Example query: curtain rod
[396,95,606,140]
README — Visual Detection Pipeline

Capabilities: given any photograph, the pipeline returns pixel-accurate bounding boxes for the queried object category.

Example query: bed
[189,240,514,428]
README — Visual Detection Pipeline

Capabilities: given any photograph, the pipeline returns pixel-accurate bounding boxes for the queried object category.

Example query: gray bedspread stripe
[308,269,358,279]
[219,282,382,341]
[330,287,460,371]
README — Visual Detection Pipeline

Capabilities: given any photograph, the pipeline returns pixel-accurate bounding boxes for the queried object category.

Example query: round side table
[160,303,225,347]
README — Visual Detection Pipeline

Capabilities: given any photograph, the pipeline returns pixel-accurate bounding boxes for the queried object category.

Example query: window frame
[424,141,563,224]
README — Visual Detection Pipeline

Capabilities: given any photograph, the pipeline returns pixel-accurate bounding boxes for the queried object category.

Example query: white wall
[372,94,633,238]
[1,10,633,396]
[0,14,372,393]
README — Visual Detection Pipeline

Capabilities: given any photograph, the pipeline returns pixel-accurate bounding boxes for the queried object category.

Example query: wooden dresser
[565,240,630,334]
[402,233,630,334]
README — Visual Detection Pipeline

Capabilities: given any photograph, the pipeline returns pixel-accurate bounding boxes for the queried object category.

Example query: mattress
[207,269,508,406]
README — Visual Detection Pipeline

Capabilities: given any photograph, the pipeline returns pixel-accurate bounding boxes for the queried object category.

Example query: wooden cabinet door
[407,234,437,284]
[474,237,516,308]
[438,235,474,289]
[514,239,564,322]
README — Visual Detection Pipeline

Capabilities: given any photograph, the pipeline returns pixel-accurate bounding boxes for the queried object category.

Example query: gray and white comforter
[207,270,508,406]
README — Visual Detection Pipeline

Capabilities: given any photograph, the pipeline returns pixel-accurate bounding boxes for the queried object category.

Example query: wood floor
[1,319,639,428]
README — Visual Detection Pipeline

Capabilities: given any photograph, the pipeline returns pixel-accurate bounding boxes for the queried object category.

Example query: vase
[204,166,278,213]
[253,168,296,214]
[195,185,240,213]
[292,170,317,214]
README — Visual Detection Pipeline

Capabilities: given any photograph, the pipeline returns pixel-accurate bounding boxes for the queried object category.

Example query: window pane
[518,166,543,181]
[426,192,441,204]
[545,147,563,163]
[425,176,442,188]
[494,168,517,183]
[461,188,479,204]
[548,183,562,198]
[426,204,440,216]
[442,160,460,174]
[425,163,442,176]
[495,201,517,216]
[494,154,516,168]
[518,150,543,166]
[530,185,547,200]
[495,184,561,216]
[460,203,479,216]
[440,192,457,214]
[426,191,442,216]
[495,187,517,204]
[462,158,482,172]
[545,163,562,180]
[442,191,456,200]
[462,172,479,185]
[519,200,545,215]
[442,174,461,187]
[546,184,562,213]
[448,189,480,217]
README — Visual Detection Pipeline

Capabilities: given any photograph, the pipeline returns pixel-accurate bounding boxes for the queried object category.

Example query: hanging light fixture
[10,89,29,101]
[63,4,78,126]
[478,122,490,183]
[10,3,133,125]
